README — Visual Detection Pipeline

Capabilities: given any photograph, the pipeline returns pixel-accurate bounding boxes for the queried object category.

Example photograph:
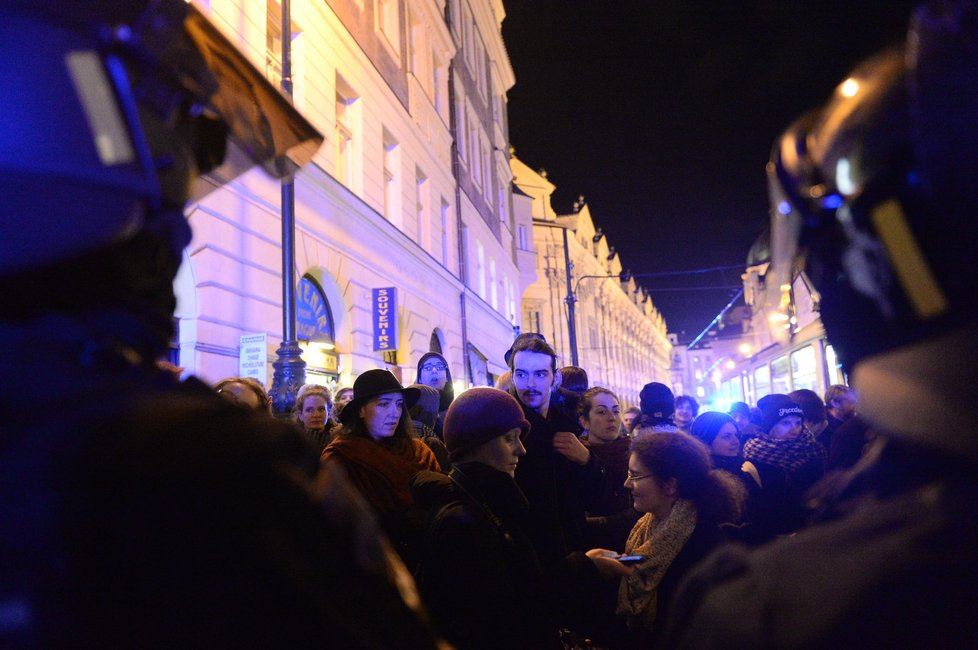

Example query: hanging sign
[297,277,332,342]
[372,287,398,351]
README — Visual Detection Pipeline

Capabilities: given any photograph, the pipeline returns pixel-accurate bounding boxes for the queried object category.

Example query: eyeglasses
[421,364,447,372]
[625,472,654,482]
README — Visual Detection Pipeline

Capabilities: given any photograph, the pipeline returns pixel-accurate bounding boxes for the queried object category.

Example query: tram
[713,318,847,409]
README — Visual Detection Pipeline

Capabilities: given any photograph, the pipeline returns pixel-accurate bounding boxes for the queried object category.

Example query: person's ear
[663,477,679,497]
[579,415,588,431]
[552,368,562,390]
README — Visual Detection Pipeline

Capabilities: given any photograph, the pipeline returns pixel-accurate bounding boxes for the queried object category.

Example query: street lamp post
[268,0,307,418]
[562,227,579,366]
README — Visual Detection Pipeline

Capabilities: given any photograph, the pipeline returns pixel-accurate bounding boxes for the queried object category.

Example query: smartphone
[616,555,647,565]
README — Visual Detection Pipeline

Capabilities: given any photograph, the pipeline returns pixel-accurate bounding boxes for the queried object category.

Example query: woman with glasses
[617,431,744,648]
[415,352,455,435]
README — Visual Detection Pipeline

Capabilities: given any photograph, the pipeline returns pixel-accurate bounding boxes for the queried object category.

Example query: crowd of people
[4,0,977,647]
[214,335,864,648]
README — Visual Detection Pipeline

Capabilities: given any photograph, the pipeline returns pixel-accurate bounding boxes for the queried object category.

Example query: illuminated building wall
[511,157,672,409]
[175,0,522,390]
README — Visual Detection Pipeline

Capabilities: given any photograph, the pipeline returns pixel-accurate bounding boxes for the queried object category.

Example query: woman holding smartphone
[617,431,744,648]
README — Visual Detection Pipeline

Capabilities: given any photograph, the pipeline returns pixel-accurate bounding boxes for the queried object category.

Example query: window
[754,365,771,399]
[377,0,401,55]
[790,345,817,391]
[771,355,791,394]
[382,129,399,222]
[825,343,846,386]
[480,137,491,196]
[507,276,516,322]
[518,224,528,250]
[469,123,482,188]
[456,99,467,161]
[440,199,450,266]
[489,258,498,309]
[266,2,283,86]
[266,2,304,104]
[498,186,508,224]
[408,10,433,101]
[415,169,427,246]
[434,57,448,122]
[335,75,359,189]
[475,240,485,298]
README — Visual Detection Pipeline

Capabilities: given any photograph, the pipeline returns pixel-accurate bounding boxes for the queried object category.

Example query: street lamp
[268,0,307,418]
[565,270,632,367]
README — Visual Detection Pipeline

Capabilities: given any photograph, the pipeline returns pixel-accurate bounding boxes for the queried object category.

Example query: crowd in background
[210,332,865,649]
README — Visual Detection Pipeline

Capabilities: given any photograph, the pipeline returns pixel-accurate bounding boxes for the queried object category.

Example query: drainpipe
[446,3,471,386]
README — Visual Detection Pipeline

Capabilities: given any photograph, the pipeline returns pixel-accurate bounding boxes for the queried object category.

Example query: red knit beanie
[443,388,530,461]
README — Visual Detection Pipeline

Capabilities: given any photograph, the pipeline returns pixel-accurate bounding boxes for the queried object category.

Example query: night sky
[502,1,918,338]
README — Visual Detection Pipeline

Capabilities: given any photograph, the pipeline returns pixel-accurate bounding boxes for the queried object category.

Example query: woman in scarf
[578,387,638,550]
[689,411,788,545]
[743,393,827,535]
[617,431,744,648]
[322,369,442,564]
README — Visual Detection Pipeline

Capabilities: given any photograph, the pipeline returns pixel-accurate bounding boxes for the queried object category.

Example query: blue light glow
[821,194,844,209]
[777,201,792,215]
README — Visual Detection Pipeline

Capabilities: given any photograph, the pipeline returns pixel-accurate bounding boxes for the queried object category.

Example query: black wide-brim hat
[339,369,420,425]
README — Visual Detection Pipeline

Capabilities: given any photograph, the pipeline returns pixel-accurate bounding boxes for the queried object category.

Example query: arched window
[297,275,338,384]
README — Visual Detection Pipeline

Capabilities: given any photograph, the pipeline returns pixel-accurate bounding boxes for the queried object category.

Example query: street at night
[2,0,976,647]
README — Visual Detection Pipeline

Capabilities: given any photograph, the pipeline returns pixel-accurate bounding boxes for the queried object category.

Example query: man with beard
[507,336,604,567]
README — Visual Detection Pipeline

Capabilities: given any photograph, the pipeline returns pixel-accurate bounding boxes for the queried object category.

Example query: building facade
[175,0,523,394]
[675,240,849,410]
[510,157,672,408]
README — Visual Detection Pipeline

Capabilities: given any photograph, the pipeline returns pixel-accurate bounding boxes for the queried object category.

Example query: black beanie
[758,394,805,433]
[640,382,675,419]
[443,388,530,461]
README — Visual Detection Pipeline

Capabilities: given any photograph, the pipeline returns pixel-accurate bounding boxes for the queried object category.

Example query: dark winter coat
[513,399,606,566]
[411,463,599,649]
[582,435,641,550]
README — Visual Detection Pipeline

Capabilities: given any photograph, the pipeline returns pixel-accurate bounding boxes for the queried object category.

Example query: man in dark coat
[664,3,978,646]
[506,336,605,566]
[0,4,439,647]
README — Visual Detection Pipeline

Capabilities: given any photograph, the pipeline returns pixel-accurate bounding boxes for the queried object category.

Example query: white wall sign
[239,333,268,385]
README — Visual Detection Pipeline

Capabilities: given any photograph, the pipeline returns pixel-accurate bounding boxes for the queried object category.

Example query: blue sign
[297,277,332,342]
[372,287,397,351]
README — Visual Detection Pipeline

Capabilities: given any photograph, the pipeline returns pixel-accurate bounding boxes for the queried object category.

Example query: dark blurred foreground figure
[0,3,440,647]
[664,2,978,646]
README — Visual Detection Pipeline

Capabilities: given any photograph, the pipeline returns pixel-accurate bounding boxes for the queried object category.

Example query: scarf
[322,435,441,514]
[711,453,749,475]
[744,429,826,475]
[616,499,698,632]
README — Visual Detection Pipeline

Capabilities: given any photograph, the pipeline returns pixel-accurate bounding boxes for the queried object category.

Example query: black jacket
[412,463,599,649]
[513,399,606,566]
